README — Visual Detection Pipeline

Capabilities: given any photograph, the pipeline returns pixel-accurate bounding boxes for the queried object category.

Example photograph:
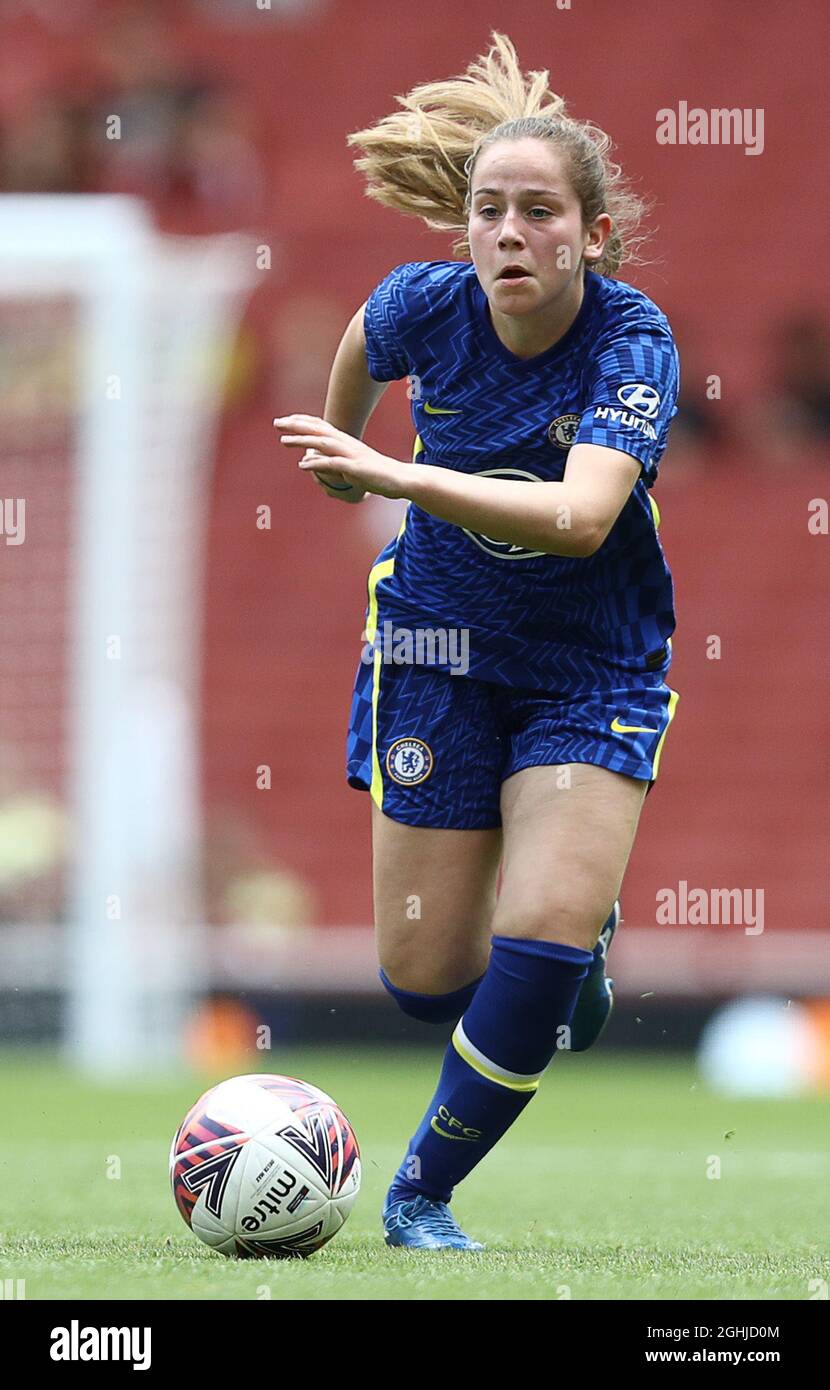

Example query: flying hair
[346,31,651,276]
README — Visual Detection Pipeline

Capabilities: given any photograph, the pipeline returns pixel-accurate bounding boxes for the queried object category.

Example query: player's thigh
[492,762,648,951]
[372,801,502,993]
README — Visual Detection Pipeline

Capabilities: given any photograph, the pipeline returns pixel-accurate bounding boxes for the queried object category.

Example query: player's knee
[492,898,607,952]
[378,963,485,1023]
[377,940,488,997]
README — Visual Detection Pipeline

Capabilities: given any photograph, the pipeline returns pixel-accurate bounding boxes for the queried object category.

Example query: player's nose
[497,210,525,246]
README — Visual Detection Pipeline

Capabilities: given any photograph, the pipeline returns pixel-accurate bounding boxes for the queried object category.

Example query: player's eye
[477,205,554,220]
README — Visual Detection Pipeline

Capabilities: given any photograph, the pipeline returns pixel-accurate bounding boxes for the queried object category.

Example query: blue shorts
[346,655,679,830]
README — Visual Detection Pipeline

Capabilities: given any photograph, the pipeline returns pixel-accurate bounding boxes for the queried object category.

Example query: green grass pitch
[1,1048,827,1300]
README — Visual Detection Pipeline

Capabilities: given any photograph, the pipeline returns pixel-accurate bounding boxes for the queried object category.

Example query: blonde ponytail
[346,31,649,276]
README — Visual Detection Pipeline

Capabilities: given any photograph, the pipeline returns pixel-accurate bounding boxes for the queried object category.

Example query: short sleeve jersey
[361,260,680,691]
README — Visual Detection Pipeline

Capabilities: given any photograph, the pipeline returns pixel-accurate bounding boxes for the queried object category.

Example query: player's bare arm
[275,416,641,557]
[290,302,389,503]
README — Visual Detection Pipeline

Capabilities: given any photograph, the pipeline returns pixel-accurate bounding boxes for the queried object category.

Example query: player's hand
[273,415,413,500]
[299,448,354,495]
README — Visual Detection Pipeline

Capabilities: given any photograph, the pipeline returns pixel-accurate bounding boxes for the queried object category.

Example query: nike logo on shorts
[610,717,658,734]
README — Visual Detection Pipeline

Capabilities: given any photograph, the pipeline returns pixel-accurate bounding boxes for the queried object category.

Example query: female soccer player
[275,32,679,1250]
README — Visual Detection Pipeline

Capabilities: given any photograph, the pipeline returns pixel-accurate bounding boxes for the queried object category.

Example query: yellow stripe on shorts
[651,687,680,779]
[367,506,410,809]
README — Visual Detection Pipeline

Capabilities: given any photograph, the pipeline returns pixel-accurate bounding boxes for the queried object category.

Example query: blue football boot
[382,1190,485,1251]
[569,900,620,1051]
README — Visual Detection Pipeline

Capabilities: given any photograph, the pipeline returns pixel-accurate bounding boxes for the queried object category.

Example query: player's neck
[487,272,585,361]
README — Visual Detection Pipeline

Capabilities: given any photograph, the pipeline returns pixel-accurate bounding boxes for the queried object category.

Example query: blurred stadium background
[0,0,828,1099]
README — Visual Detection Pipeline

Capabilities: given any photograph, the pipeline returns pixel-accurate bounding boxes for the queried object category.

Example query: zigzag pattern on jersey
[364,261,677,467]
[362,260,679,692]
[375,520,673,688]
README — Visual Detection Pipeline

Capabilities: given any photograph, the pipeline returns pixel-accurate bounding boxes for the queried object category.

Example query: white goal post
[0,196,256,1074]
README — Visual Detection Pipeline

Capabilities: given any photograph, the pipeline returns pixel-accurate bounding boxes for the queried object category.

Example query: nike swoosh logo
[423,401,462,415]
[610,717,658,734]
[429,1118,479,1141]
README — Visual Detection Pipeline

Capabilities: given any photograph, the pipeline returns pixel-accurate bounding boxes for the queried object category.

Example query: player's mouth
[496,265,532,285]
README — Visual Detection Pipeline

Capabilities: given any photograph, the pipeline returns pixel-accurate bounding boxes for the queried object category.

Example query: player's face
[468,139,606,316]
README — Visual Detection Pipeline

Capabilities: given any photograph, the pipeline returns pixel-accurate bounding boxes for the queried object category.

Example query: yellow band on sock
[451,1022,542,1093]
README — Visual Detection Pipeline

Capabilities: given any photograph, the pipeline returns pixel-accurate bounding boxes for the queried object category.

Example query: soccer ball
[169,1072,361,1258]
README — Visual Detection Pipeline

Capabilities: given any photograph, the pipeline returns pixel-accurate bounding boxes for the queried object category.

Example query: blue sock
[388,935,593,1204]
[378,967,485,1023]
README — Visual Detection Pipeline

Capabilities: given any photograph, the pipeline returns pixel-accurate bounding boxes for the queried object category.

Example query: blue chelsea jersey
[361,260,680,692]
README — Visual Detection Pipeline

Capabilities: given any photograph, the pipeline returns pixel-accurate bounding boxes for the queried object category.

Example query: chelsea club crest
[547,413,581,449]
[386,737,434,786]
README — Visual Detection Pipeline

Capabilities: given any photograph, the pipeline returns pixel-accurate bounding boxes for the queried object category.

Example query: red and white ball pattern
[170,1072,361,1258]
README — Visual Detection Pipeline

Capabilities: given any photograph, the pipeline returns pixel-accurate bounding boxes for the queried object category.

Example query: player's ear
[583,212,612,266]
